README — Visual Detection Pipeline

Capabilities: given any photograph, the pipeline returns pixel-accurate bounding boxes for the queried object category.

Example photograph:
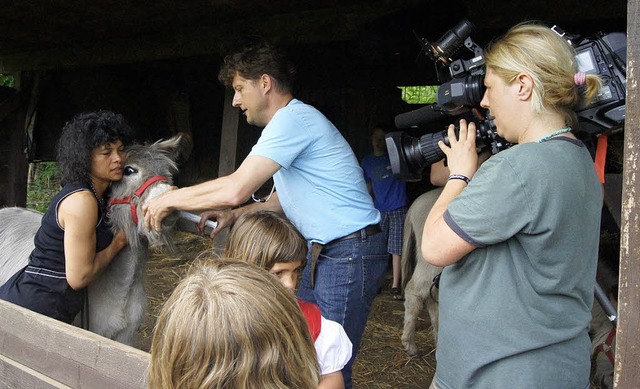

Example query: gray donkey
[400,187,443,356]
[0,135,183,346]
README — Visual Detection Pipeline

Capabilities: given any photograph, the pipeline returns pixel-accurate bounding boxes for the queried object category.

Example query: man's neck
[274,93,294,109]
[264,93,294,124]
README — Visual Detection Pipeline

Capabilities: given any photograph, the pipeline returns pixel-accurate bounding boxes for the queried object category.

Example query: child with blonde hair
[225,210,353,389]
[149,259,320,389]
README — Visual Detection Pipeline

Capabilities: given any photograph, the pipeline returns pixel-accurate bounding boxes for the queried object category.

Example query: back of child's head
[148,258,319,389]
[224,211,307,270]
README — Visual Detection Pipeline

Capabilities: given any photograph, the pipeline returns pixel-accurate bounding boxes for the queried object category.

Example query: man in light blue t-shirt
[143,43,387,389]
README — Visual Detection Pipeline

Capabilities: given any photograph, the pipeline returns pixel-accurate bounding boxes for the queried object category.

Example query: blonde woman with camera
[422,22,602,389]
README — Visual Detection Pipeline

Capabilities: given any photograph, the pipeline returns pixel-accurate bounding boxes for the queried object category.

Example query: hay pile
[137,231,437,388]
[352,293,436,388]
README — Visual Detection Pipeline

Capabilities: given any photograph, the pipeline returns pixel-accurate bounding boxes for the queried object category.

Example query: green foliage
[398,86,438,104]
[27,162,60,213]
[0,74,14,87]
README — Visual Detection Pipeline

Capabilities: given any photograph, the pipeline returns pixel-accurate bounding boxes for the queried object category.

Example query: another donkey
[400,187,443,356]
[0,135,183,346]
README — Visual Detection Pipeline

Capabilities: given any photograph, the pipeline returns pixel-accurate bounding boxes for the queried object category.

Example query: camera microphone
[427,19,475,65]
[394,104,447,129]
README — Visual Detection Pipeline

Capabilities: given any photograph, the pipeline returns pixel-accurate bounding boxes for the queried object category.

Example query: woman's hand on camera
[438,119,479,180]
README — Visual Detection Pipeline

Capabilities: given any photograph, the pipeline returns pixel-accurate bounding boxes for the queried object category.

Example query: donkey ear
[154,132,192,162]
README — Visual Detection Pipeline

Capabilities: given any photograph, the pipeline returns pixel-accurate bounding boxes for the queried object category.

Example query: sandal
[391,287,404,300]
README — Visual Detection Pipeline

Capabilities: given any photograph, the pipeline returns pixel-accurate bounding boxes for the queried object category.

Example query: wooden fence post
[614,1,640,387]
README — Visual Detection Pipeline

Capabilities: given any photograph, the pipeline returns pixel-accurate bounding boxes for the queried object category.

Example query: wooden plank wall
[0,75,29,208]
[0,300,149,389]
[615,0,640,387]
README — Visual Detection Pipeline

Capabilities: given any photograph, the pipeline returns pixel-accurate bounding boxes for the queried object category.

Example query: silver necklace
[89,182,104,209]
[536,127,571,143]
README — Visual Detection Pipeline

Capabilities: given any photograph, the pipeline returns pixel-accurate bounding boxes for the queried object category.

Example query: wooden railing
[0,299,149,388]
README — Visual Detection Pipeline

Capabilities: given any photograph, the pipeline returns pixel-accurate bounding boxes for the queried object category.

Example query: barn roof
[0,0,628,73]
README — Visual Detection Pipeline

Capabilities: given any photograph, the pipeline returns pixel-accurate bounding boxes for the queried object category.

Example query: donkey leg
[402,277,425,356]
[112,278,147,346]
[425,290,439,344]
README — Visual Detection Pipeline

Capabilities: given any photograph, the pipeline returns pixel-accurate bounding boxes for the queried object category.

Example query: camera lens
[417,132,447,166]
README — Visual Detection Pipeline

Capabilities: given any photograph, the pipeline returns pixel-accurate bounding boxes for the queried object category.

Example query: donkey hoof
[402,341,419,357]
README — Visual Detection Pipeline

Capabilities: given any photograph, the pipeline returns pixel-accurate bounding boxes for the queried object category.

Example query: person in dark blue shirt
[361,126,409,299]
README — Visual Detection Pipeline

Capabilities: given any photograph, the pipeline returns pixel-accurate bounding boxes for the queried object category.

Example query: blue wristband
[448,174,470,184]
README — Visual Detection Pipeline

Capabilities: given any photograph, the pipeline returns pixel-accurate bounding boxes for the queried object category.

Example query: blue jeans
[297,230,388,389]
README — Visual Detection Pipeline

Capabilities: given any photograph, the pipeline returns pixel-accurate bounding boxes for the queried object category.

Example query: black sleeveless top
[0,182,114,323]
[30,182,113,271]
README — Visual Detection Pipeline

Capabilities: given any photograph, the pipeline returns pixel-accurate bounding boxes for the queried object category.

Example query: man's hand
[143,189,176,232]
[198,209,238,239]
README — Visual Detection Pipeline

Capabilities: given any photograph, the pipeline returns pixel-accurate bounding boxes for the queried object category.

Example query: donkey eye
[124,166,138,176]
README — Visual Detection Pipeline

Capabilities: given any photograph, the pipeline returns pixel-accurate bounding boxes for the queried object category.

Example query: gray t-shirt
[435,137,601,389]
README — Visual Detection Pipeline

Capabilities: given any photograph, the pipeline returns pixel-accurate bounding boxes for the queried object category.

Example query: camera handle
[595,281,618,326]
[448,37,484,78]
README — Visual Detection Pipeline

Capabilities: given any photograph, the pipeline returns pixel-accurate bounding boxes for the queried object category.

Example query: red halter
[594,326,616,367]
[108,175,168,225]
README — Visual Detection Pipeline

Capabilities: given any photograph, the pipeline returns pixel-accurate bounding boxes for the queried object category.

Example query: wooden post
[218,88,239,178]
[210,88,239,248]
[7,71,29,207]
[614,0,640,387]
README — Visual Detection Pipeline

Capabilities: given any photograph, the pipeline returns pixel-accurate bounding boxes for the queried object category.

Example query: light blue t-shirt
[249,99,379,243]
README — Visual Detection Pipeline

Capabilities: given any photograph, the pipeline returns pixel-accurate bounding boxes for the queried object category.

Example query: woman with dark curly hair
[0,110,133,323]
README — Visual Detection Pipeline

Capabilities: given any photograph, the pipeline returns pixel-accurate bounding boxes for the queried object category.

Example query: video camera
[560,26,627,134]
[386,19,627,181]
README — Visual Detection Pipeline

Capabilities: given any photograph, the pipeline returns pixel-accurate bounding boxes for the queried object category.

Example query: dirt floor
[134,232,437,388]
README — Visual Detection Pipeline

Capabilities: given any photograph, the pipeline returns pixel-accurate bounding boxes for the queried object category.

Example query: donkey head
[108,134,186,249]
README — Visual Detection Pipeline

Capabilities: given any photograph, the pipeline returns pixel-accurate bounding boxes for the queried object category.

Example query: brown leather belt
[309,224,381,287]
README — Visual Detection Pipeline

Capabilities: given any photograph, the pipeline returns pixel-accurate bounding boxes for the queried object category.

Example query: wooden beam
[0,300,149,389]
[614,0,640,387]
[0,1,423,72]
[0,354,71,389]
[218,88,238,178]
[209,88,239,248]
[4,72,29,207]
